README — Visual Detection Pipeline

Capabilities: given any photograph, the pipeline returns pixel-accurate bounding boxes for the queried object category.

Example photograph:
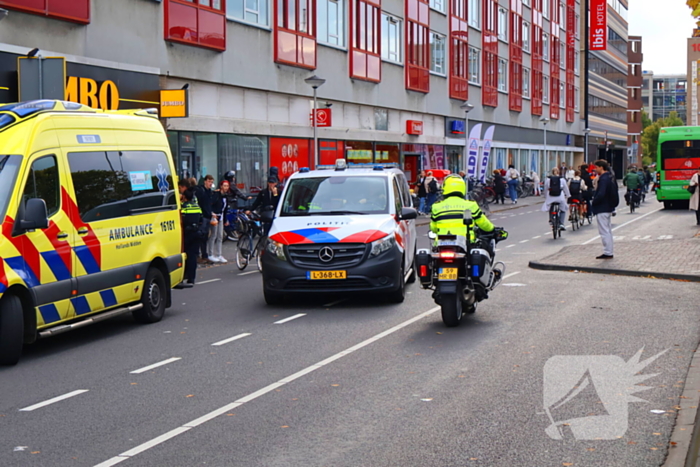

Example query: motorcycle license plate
[438,268,458,281]
[307,270,347,280]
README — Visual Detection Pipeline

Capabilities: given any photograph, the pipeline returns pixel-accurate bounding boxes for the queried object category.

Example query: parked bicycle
[236,211,266,272]
[223,207,248,242]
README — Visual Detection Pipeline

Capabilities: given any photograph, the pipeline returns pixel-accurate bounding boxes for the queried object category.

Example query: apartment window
[468,46,480,84]
[575,13,579,38]
[542,0,549,18]
[381,13,402,63]
[0,0,90,24]
[497,7,507,42]
[574,50,579,74]
[430,32,446,75]
[449,0,469,99]
[498,58,507,92]
[350,0,381,81]
[166,0,227,51]
[542,33,549,61]
[543,75,549,103]
[575,87,579,111]
[523,0,530,6]
[429,0,446,13]
[318,0,345,46]
[522,67,530,98]
[275,0,316,67]
[559,81,565,108]
[523,21,530,52]
[558,1,564,28]
[559,41,565,69]
[468,0,480,28]
[406,0,430,93]
[227,0,268,26]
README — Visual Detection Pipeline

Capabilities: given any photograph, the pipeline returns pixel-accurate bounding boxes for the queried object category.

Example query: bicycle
[627,189,641,214]
[549,203,562,239]
[568,199,582,231]
[236,212,266,272]
[223,207,249,242]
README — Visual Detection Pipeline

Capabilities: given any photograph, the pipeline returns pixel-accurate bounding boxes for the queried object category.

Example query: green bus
[655,126,699,209]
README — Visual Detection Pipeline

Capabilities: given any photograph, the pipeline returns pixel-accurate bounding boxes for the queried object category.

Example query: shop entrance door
[404,154,420,184]
[180,150,194,181]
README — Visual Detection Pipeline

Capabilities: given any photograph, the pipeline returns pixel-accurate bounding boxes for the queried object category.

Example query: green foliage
[641,111,685,162]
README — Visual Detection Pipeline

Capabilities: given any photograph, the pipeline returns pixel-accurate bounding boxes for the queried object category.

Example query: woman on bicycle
[541,167,571,231]
[567,170,587,219]
[492,169,506,204]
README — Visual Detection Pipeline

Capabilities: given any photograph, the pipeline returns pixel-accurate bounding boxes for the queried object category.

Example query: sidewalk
[528,237,700,282]
[416,193,544,226]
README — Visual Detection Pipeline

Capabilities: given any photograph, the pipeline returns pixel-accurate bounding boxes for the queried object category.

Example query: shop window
[351,0,381,81]
[0,0,90,24]
[318,0,345,46]
[375,143,400,163]
[165,0,226,51]
[406,0,430,93]
[219,135,268,191]
[275,0,317,69]
[449,0,468,100]
[346,141,374,164]
[68,151,176,223]
[22,155,60,218]
[227,0,269,26]
[381,13,402,64]
[268,138,308,185]
[430,32,446,75]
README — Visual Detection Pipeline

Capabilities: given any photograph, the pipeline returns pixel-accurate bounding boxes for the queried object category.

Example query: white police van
[260,160,418,304]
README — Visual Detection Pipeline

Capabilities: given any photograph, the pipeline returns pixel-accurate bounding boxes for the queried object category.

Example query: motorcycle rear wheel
[441,293,463,327]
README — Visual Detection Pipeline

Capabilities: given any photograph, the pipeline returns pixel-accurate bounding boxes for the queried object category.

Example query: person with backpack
[592,159,619,259]
[506,165,520,204]
[541,167,571,231]
[424,171,439,212]
[579,165,594,215]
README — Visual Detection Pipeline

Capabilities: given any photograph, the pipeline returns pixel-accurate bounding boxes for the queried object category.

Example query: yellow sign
[159,89,188,118]
[66,76,119,110]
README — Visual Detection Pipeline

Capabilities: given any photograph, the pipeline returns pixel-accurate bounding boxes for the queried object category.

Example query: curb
[527,261,700,283]
[663,343,700,467]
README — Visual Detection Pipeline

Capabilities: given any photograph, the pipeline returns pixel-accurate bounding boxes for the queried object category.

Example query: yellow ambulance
[0,100,185,365]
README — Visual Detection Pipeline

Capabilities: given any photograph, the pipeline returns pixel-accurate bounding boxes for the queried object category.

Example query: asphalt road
[1,196,698,467]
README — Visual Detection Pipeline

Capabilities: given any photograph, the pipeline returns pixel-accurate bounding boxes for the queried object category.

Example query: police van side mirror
[20,198,49,231]
[399,207,418,220]
[463,210,473,226]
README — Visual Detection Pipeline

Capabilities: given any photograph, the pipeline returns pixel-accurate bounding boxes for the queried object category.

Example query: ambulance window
[68,150,176,222]
[0,155,21,220]
[22,155,60,217]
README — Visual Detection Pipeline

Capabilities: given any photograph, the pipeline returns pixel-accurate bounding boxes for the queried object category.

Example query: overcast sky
[627,0,696,75]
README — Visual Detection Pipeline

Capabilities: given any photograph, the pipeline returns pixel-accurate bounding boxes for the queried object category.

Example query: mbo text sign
[590,0,607,51]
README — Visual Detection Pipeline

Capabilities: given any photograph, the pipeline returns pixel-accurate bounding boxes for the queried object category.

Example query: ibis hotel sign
[590,0,607,51]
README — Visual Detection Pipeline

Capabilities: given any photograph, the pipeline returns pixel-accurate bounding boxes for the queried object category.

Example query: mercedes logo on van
[319,246,334,263]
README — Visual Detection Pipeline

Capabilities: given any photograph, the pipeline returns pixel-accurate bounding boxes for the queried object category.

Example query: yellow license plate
[307,270,347,280]
[438,268,458,280]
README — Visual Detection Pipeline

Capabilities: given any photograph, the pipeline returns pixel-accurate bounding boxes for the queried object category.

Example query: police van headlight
[266,240,287,261]
[370,235,396,257]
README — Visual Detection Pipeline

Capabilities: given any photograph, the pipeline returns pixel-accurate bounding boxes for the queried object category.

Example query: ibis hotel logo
[590,0,607,51]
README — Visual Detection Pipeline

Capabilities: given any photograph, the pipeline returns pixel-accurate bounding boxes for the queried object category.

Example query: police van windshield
[281,176,389,216]
[0,155,21,220]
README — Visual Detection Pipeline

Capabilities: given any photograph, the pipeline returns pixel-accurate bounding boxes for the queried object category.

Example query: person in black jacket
[591,160,618,259]
[579,165,594,214]
[492,169,506,204]
[415,171,427,214]
[223,171,253,209]
[251,177,281,235]
[195,174,214,263]
[181,188,203,284]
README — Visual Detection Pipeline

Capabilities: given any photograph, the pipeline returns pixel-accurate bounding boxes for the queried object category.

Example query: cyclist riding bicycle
[250,177,281,236]
[622,167,643,206]
[541,167,571,231]
[567,170,588,216]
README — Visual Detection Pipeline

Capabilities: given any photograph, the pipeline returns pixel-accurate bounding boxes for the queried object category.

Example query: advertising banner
[590,0,607,51]
[478,125,495,183]
[465,124,483,179]
[269,138,310,184]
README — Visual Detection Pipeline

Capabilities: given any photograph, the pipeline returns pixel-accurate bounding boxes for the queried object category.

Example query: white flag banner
[478,125,495,183]
[466,123,483,179]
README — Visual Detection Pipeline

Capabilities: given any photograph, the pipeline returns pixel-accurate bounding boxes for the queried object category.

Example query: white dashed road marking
[506,244,515,248]
[130,357,182,375]
[519,240,529,243]
[533,236,541,239]
[502,271,521,280]
[273,313,306,324]
[20,390,89,412]
[196,279,221,285]
[238,271,258,276]
[211,333,251,347]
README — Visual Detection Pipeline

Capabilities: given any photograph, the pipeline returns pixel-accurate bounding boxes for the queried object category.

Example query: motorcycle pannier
[470,250,489,278]
[415,249,433,288]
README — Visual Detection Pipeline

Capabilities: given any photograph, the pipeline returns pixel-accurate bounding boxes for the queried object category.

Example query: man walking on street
[591,160,619,259]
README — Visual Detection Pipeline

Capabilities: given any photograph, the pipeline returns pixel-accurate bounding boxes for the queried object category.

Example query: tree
[641,111,685,166]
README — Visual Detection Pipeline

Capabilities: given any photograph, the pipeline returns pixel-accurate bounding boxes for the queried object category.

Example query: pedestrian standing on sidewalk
[506,165,520,204]
[208,180,229,264]
[181,188,203,285]
[689,167,700,225]
[591,159,619,259]
[424,171,439,212]
[195,174,215,264]
[493,170,506,204]
[415,170,427,214]
[531,170,541,196]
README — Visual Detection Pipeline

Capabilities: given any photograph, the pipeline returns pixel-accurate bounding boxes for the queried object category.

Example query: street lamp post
[304,75,326,166]
[540,116,549,173]
[460,101,474,175]
[583,127,591,164]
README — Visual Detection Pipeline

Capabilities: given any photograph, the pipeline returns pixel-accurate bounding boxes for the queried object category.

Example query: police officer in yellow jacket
[430,175,495,241]
[181,188,203,285]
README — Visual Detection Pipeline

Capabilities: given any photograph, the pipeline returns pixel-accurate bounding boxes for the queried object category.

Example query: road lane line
[238,271,258,276]
[130,357,181,374]
[581,208,662,245]
[533,236,541,239]
[211,333,251,347]
[95,307,440,467]
[273,313,306,324]
[502,271,521,280]
[196,279,221,285]
[506,244,515,248]
[543,231,551,235]
[519,240,529,243]
[19,389,89,412]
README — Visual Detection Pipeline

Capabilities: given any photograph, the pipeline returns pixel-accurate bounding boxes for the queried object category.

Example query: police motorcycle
[416,211,508,327]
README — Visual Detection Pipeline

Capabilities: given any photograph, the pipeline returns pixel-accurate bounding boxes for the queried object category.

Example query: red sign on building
[406,120,423,135]
[310,108,332,127]
[590,0,607,51]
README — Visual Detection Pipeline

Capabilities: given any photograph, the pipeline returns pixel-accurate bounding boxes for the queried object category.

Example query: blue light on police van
[373,165,384,171]
[299,167,310,173]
